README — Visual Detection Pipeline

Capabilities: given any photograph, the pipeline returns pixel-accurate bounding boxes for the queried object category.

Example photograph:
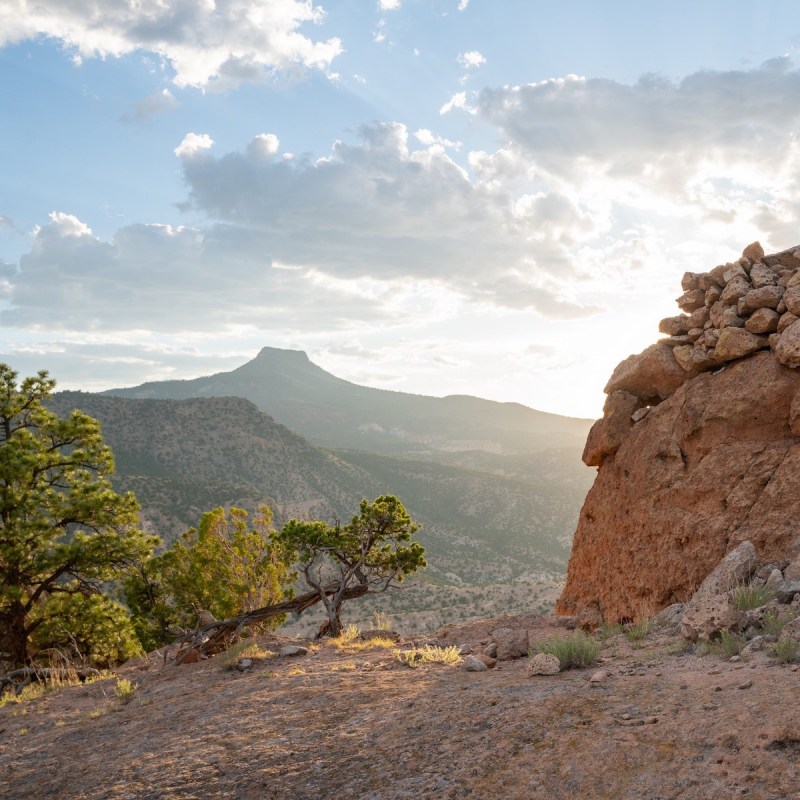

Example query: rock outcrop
[559,243,800,624]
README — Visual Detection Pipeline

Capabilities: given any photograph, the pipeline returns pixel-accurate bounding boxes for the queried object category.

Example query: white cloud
[0,0,342,89]
[125,88,177,122]
[247,133,280,160]
[173,124,600,314]
[174,132,214,159]
[458,50,486,69]
[440,91,473,115]
[457,0,470,10]
[378,0,401,9]
[8,60,800,415]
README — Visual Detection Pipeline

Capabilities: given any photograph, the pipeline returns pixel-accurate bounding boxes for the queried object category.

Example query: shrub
[125,505,295,651]
[761,608,794,637]
[732,584,772,611]
[395,645,462,669]
[113,677,138,705]
[773,639,798,664]
[536,632,602,670]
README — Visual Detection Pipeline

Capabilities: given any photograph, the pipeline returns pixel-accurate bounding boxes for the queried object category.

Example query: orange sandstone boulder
[558,351,800,623]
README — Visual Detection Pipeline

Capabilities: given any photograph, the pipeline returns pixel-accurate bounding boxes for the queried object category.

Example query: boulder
[745,308,780,334]
[784,553,800,583]
[776,320,800,368]
[673,344,717,373]
[714,328,764,362]
[778,312,799,333]
[491,627,529,660]
[527,653,561,676]
[279,645,309,657]
[783,286,800,316]
[681,272,701,291]
[778,617,800,643]
[582,391,641,466]
[749,263,778,288]
[463,655,488,672]
[559,352,800,624]
[677,289,706,312]
[681,593,743,642]
[742,241,765,261]
[720,276,752,306]
[604,344,687,403]
[738,285,784,314]
[659,315,691,336]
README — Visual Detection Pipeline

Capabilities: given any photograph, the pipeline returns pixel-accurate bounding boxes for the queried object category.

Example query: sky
[3,2,800,419]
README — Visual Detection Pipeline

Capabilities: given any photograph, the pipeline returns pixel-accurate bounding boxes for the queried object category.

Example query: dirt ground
[2,613,800,800]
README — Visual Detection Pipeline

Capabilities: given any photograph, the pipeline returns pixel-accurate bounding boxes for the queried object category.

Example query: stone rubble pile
[585,241,800,466]
[666,540,800,644]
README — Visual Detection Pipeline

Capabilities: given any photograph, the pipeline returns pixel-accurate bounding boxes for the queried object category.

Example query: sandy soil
[2,614,799,800]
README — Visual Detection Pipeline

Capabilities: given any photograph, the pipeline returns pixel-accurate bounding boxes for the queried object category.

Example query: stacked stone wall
[584,242,800,467]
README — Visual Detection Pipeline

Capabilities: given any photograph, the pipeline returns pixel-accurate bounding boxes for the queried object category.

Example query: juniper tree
[274,495,426,637]
[0,365,153,668]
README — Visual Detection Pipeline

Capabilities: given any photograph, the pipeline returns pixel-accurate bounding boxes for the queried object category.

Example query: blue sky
[3,1,800,418]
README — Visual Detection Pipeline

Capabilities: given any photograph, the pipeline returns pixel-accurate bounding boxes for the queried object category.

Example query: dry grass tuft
[395,645,462,669]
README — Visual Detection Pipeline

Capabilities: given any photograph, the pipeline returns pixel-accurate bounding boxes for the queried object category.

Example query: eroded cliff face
[558,243,800,624]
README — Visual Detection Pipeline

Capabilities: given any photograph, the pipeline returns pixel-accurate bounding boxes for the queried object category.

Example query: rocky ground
[2,612,800,800]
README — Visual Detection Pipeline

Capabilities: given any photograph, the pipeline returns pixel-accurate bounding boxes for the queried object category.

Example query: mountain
[48,389,593,633]
[105,347,592,456]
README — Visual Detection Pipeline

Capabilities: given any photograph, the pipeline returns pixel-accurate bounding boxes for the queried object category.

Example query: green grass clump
[113,677,138,705]
[595,623,623,643]
[773,639,798,663]
[536,632,602,670]
[760,609,795,637]
[624,619,651,645]
[732,584,773,611]
[395,645,462,669]
[698,629,745,659]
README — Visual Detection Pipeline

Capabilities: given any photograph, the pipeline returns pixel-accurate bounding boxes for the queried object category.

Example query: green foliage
[31,593,142,667]
[125,505,295,650]
[274,495,426,636]
[395,644,462,669]
[0,365,155,668]
[536,632,602,670]
[113,677,138,705]
[624,618,651,644]
[760,608,793,637]
[595,623,623,643]
[731,584,773,611]
[773,638,798,664]
[698,628,745,658]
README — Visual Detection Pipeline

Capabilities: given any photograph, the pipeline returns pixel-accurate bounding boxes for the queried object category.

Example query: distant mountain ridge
[80,348,595,631]
[105,347,592,455]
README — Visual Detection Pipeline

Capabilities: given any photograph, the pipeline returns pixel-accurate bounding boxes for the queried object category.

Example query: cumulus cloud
[174,132,214,158]
[440,91,475,115]
[0,0,342,88]
[378,0,401,9]
[458,50,486,69]
[174,121,599,313]
[2,213,398,334]
[477,59,800,202]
